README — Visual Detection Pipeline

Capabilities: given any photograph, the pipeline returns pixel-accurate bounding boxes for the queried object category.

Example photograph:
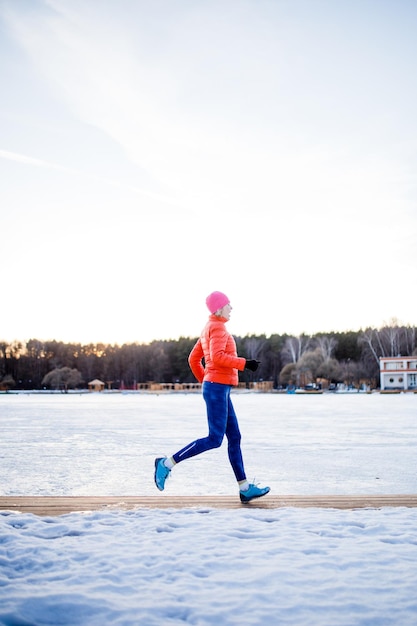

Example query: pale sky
[1,0,416,345]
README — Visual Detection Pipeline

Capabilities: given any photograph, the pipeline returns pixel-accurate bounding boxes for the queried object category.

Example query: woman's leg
[155,382,269,499]
[172,382,228,464]
[225,395,246,482]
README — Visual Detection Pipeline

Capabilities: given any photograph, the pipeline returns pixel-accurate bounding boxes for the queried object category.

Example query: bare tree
[0,374,15,391]
[317,358,342,385]
[402,326,416,356]
[42,367,83,392]
[361,321,417,365]
[296,349,324,386]
[316,335,338,360]
[360,329,381,366]
[380,318,401,356]
[281,335,311,365]
[279,362,297,386]
[243,336,266,360]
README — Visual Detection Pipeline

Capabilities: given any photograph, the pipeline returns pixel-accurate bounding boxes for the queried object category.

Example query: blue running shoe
[154,457,170,491]
[240,483,270,503]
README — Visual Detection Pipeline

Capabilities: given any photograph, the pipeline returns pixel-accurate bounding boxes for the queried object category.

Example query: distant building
[379,357,417,391]
[88,379,105,392]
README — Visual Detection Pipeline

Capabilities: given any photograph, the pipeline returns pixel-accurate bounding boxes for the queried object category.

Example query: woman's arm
[188,339,205,382]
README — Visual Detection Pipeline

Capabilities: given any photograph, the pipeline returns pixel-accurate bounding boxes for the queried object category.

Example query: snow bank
[1,506,417,626]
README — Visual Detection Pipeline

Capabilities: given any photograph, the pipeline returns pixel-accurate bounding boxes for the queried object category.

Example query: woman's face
[218,302,232,320]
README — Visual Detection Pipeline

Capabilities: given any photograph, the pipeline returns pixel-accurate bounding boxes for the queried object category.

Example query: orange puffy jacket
[188,314,246,386]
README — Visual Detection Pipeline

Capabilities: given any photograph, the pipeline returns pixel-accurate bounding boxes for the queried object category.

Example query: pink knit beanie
[206,291,230,314]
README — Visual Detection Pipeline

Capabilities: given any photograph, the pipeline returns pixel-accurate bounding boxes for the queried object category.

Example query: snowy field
[1,392,417,625]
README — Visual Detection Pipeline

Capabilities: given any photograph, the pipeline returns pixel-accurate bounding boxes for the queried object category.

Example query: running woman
[154,291,270,503]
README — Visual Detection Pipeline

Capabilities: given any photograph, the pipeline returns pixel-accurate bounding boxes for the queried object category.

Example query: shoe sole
[240,487,270,503]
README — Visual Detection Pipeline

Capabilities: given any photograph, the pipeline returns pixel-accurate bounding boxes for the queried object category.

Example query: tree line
[1,321,416,391]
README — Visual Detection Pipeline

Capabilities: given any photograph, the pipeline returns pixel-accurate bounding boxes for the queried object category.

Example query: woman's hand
[245,359,260,372]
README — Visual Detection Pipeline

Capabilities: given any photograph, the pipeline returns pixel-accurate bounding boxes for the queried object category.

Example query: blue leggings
[172,382,246,482]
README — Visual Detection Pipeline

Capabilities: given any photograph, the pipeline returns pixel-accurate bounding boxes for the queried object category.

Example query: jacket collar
[209,314,228,323]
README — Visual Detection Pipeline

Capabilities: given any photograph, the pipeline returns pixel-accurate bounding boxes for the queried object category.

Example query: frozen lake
[1,392,417,626]
[1,391,416,497]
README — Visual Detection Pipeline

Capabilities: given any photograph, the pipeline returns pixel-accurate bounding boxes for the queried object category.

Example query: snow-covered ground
[1,392,416,625]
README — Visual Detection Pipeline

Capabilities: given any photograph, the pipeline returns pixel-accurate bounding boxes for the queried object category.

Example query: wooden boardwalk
[1,495,417,516]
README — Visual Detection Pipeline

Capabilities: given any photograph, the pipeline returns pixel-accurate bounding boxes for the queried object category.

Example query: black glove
[245,359,260,372]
